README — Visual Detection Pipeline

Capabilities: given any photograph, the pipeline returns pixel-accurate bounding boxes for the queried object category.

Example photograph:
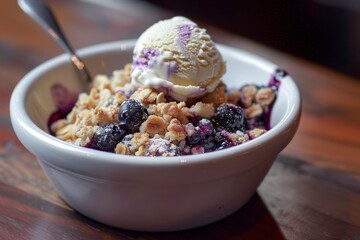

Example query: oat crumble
[50,64,277,156]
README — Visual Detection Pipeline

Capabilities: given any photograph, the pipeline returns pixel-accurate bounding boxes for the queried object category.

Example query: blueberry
[274,68,288,80]
[200,134,215,151]
[186,131,202,145]
[185,119,218,152]
[213,104,245,133]
[186,119,214,145]
[198,119,216,151]
[118,99,148,133]
[198,119,214,136]
[185,118,237,153]
[91,124,126,152]
[214,131,232,151]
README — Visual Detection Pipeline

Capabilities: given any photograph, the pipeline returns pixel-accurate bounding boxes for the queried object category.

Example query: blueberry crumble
[50,64,281,156]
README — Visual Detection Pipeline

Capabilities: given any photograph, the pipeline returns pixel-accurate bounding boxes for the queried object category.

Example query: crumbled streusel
[50,64,278,156]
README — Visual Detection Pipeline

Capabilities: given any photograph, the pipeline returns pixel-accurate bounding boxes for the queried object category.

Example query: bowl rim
[10,39,301,168]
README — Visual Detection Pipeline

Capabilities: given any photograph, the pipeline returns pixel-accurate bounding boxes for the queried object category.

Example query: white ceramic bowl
[10,40,301,232]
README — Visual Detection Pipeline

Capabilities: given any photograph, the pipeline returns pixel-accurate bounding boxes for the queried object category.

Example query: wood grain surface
[1,0,360,239]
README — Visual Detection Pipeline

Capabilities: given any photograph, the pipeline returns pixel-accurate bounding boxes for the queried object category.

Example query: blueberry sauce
[264,68,288,130]
[47,84,78,135]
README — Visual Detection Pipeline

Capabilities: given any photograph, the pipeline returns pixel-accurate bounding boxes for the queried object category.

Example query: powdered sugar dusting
[145,137,179,157]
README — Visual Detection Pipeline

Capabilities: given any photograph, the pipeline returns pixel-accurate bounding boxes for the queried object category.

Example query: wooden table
[1,0,360,239]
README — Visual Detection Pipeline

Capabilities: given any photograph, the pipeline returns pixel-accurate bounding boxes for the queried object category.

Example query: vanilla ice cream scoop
[131,16,226,101]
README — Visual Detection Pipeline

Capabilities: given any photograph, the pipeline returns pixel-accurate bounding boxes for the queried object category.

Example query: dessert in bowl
[10,17,301,231]
[49,17,284,157]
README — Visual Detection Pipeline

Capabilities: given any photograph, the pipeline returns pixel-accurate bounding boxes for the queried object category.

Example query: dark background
[144,0,360,79]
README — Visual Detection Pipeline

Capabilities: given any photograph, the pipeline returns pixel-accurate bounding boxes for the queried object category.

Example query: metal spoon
[18,0,92,85]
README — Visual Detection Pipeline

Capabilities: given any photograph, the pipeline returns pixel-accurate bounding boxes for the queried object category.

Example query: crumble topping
[51,64,277,156]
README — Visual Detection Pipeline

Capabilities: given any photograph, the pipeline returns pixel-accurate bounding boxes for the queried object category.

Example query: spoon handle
[18,0,92,84]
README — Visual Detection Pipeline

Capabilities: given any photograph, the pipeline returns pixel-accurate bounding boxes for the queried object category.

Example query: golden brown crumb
[110,65,132,90]
[162,114,173,123]
[189,102,215,119]
[165,119,187,142]
[228,132,249,145]
[66,108,77,123]
[156,92,167,104]
[132,132,149,146]
[113,91,127,106]
[55,123,73,140]
[93,105,119,126]
[130,88,158,105]
[178,106,192,124]
[245,104,263,118]
[129,88,143,102]
[141,88,158,104]
[93,75,111,91]
[247,128,267,139]
[160,102,180,118]
[115,143,130,155]
[140,115,168,136]
[123,63,132,82]
[128,133,149,155]
[135,145,146,156]
[226,89,241,105]
[200,82,227,107]
[146,104,160,116]
[240,85,257,107]
[255,87,276,106]
[51,119,68,134]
